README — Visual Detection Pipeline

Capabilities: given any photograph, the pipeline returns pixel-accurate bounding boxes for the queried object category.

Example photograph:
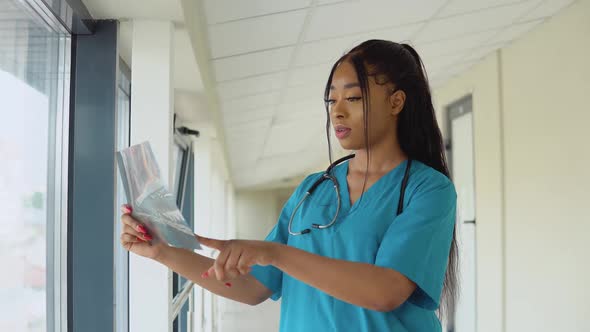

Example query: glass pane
[0,0,69,331]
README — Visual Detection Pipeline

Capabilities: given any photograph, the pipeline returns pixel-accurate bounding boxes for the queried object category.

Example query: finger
[196,234,226,251]
[122,214,148,234]
[120,233,144,251]
[123,224,153,241]
[224,250,242,280]
[213,247,232,281]
[120,204,133,214]
[120,233,144,244]
[236,254,253,275]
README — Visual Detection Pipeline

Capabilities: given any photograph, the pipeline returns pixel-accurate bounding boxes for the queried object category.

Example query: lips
[334,125,351,139]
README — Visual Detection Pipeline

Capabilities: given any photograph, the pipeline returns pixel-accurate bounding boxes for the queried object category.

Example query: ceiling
[198,0,576,189]
[82,0,576,190]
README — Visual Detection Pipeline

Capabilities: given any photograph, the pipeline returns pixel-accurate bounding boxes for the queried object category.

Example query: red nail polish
[137,225,147,234]
[201,271,209,278]
[143,234,153,241]
[225,282,232,288]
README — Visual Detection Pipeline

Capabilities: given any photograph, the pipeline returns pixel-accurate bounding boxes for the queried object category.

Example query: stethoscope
[288,154,413,236]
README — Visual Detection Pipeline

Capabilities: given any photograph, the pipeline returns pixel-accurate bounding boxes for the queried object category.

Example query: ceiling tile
[204,0,311,25]
[415,0,542,42]
[459,42,506,63]
[485,19,544,46]
[225,117,272,140]
[519,0,576,21]
[288,63,332,86]
[437,0,525,18]
[294,23,423,67]
[213,46,294,82]
[274,100,325,125]
[262,122,313,157]
[209,10,307,58]
[223,107,275,127]
[283,83,325,104]
[220,91,280,114]
[216,72,283,100]
[415,29,500,59]
[304,0,446,42]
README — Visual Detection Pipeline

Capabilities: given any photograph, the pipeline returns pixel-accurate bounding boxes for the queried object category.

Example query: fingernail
[122,205,132,213]
[137,225,147,234]
[225,282,232,288]
[143,234,153,241]
[201,271,209,278]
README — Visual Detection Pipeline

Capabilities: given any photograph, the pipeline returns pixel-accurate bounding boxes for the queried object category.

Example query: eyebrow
[330,82,360,90]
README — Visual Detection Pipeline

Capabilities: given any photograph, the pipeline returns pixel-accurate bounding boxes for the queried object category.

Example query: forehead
[331,61,358,83]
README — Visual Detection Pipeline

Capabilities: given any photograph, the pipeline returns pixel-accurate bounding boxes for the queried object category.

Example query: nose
[330,100,347,120]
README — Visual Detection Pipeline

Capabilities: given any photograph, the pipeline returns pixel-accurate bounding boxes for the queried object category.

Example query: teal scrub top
[250,159,457,332]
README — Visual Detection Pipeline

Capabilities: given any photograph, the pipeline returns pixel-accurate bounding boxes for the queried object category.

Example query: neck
[349,136,406,174]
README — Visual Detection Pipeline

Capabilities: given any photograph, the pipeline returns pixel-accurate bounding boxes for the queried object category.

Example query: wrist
[270,243,286,268]
[153,243,170,263]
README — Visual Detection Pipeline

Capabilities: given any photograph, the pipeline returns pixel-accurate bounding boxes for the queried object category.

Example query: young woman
[120,39,458,332]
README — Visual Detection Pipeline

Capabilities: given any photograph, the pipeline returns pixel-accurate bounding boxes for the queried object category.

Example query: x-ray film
[117,141,201,250]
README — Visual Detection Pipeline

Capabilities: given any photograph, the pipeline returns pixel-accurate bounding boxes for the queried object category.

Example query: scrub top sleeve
[374,177,457,310]
[250,173,321,301]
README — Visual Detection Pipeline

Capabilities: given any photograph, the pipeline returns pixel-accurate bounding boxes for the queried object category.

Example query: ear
[389,89,406,116]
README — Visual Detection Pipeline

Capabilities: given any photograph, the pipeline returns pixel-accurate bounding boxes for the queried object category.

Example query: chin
[337,140,361,151]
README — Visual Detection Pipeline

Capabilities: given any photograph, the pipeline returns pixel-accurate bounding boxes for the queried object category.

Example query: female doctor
[120,39,458,332]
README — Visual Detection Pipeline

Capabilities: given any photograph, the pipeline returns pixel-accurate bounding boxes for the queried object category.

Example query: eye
[324,99,335,105]
[346,97,362,102]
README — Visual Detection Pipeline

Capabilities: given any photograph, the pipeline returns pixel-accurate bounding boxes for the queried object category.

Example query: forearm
[156,246,271,306]
[273,244,414,312]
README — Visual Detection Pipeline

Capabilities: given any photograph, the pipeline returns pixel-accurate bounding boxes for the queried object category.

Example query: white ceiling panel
[204,0,311,25]
[225,117,272,140]
[437,0,525,18]
[209,10,307,58]
[223,107,275,127]
[213,46,294,82]
[304,0,447,42]
[216,72,283,100]
[416,29,500,59]
[294,23,422,67]
[288,63,333,87]
[283,83,325,104]
[459,42,506,63]
[485,19,544,46]
[185,0,571,189]
[519,0,576,21]
[220,91,280,114]
[415,0,542,42]
[274,100,325,125]
[262,121,317,157]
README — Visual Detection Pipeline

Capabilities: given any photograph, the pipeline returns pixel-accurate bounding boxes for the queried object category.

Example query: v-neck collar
[336,159,409,214]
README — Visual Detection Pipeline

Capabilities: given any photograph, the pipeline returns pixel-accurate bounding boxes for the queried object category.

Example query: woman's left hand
[196,235,280,282]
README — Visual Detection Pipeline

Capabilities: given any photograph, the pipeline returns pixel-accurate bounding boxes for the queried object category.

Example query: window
[0,0,70,331]
[171,131,195,332]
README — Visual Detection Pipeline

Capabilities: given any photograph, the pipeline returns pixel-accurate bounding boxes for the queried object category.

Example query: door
[448,97,477,332]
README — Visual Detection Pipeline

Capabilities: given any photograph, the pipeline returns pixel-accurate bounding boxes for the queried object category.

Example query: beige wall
[219,188,293,332]
[433,1,590,331]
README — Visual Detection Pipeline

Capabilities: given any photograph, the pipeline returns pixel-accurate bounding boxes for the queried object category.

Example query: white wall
[217,188,294,332]
[433,1,590,331]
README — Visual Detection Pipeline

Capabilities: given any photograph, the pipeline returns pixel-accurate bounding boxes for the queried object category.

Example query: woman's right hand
[120,204,165,260]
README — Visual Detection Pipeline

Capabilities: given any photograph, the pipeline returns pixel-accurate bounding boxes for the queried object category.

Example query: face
[326,60,405,151]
